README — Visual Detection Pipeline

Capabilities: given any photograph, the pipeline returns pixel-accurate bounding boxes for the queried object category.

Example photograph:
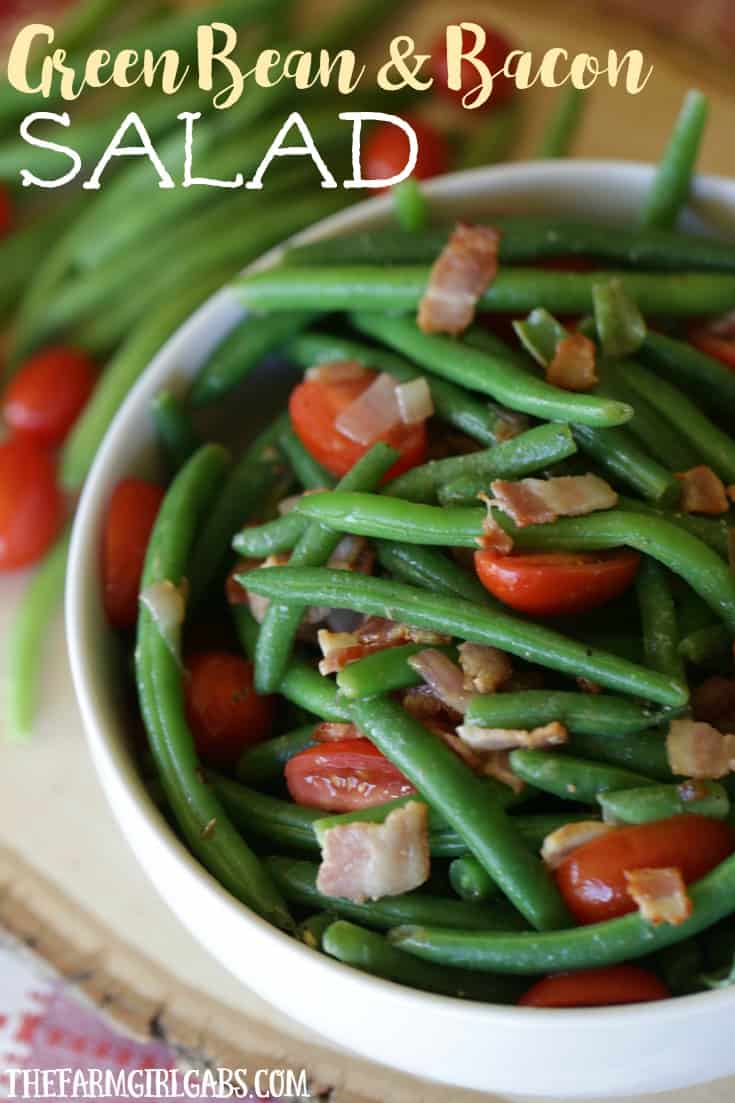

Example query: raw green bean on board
[464,691,669,737]
[265,856,530,931]
[450,857,498,902]
[639,330,735,418]
[254,443,397,693]
[598,782,729,825]
[236,724,318,787]
[389,851,735,973]
[234,266,735,319]
[322,920,524,1002]
[641,90,709,231]
[536,86,587,159]
[6,531,69,744]
[679,624,732,666]
[636,560,686,684]
[150,391,200,473]
[509,750,655,804]
[135,445,292,930]
[241,567,689,707]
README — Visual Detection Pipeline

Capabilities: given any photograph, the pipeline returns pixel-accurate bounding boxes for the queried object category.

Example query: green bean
[386,424,577,503]
[296,911,337,950]
[460,100,520,169]
[641,90,709,230]
[293,496,735,636]
[242,566,688,707]
[336,642,455,700]
[285,217,735,274]
[611,358,735,483]
[617,497,730,558]
[464,691,668,737]
[151,391,200,473]
[592,278,647,359]
[390,850,735,973]
[536,86,587,159]
[509,750,654,804]
[392,179,428,232]
[637,560,686,683]
[190,312,318,406]
[266,856,528,931]
[236,265,735,319]
[278,424,335,491]
[598,781,729,825]
[135,445,292,930]
[375,541,494,606]
[255,443,397,693]
[212,775,322,852]
[679,624,732,666]
[640,330,735,419]
[6,531,69,743]
[595,375,700,471]
[450,857,498,902]
[236,724,318,787]
[60,273,226,491]
[284,330,518,446]
[654,940,705,996]
[232,513,308,559]
[323,920,524,1002]
[568,730,673,784]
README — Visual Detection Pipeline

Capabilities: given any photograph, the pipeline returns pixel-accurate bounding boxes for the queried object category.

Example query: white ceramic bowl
[67,162,735,1099]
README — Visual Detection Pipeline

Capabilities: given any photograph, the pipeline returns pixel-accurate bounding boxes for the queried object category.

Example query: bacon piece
[493,407,530,443]
[408,649,470,714]
[316,801,430,903]
[478,749,525,794]
[456,721,568,753]
[335,372,401,445]
[395,378,434,425]
[666,717,735,780]
[541,821,616,869]
[305,360,369,384]
[624,867,692,926]
[458,642,512,694]
[318,618,449,675]
[490,474,618,528]
[478,495,514,552]
[675,465,729,515]
[313,722,364,743]
[327,534,373,574]
[546,333,598,392]
[418,223,501,336]
[245,554,289,623]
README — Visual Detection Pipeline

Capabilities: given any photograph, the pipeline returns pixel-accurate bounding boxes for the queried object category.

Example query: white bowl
[67,162,735,1099]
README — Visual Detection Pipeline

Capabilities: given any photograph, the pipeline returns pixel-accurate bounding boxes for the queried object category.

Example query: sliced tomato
[0,437,63,571]
[519,965,669,1008]
[289,373,428,480]
[285,738,415,812]
[362,116,449,188]
[431,23,515,109]
[555,815,735,925]
[474,548,641,617]
[184,651,274,768]
[3,346,97,445]
[689,327,735,371]
[101,478,165,629]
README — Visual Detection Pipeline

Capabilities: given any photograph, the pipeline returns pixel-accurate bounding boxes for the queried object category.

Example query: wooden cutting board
[1,2,735,1100]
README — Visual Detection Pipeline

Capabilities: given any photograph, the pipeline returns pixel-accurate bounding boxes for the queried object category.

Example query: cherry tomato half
[0,437,63,571]
[0,183,12,237]
[519,965,669,1008]
[689,328,735,371]
[362,116,449,188]
[555,815,735,925]
[475,549,641,617]
[289,372,428,480]
[285,739,415,812]
[3,347,97,445]
[431,23,515,110]
[101,479,165,629]
[184,651,275,769]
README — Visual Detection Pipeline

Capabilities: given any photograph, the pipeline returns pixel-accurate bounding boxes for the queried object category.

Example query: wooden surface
[1,2,735,1100]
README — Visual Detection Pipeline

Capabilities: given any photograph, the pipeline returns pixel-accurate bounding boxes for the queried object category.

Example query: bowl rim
[65,157,735,1045]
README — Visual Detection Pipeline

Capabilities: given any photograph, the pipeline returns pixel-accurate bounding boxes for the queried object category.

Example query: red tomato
[0,184,12,237]
[102,479,165,629]
[3,347,97,445]
[555,815,735,925]
[285,739,415,812]
[184,651,274,768]
[362,116,449,188]
[689,328,735,371]
[475,549,641,617]
[431,23,515,109]
[519,965,669,1008]
[289,373,428,480]
[0,438,63,571]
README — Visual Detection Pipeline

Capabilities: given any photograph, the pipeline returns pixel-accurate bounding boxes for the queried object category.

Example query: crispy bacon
[305,360,369,384]
[490,474,617,528]
[408,649,470,714]
[666,717,735,780]
[456,721,568,753]
[478,749,525,794]
[316,801,430,903]
[418,223,501,336]
[675,465,729,515]
[546,333,598,392]
[478,495,514,552]
[313,722,364,743]
[541,821,616,869]
[318,618,449,675]
[624,867,692,926]
[458,642,512,694]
